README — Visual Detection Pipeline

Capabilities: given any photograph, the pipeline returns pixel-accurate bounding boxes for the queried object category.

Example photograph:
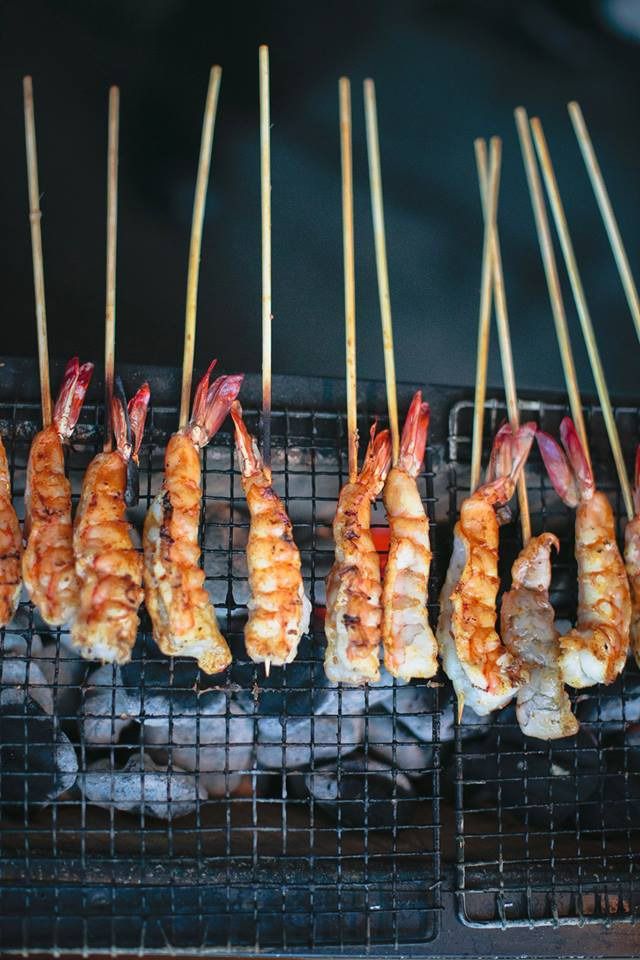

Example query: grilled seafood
[0,435,22,625]
[231,401,311,669]
[436,422,535,715]
[382,391,437,681]
[325,423,392,684]
[537,417,630,687]
[71,381,150,663]
[624,447,640,668]
[143,362,243,673]
[501,532,579,739]
[22,357,94,625]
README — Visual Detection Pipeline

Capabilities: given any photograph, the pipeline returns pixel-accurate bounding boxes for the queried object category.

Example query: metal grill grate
[450,398,640,929]
[0,398,442,956]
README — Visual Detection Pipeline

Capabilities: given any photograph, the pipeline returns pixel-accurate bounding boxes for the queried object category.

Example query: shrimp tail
[537,418,592,506]
[53,357,94,440]
[189,363,244,448]
[397,391,430,477]
[360,423,392,488]
[559,417,594,500]
[112,378,151,507]
[231,401,263,477]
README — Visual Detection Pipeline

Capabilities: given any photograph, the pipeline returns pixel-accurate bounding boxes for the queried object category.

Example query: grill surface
[0,385,639,956]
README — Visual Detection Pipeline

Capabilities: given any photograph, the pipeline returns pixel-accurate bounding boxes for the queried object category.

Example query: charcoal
[33,642,88,717]
[80,664,137,745]
[0,635,53,714]
[365,712,435,776]
[256,708,364,770]
[597,725,640,831]
[576,661,640,727]
[291,755,416,829]
[80,753,207,819]
[0,694,78,806]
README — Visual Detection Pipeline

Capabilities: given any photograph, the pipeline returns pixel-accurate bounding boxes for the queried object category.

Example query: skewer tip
[456,693,465,725]
[264,659,271,678]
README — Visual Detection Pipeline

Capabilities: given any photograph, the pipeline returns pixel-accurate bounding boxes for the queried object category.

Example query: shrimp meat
[624,446,640,668]
[0,435,22,625]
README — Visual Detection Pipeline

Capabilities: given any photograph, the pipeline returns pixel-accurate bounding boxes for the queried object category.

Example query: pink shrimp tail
[559,417,594,500]
[486,421,536,484]
[398,391,430,477]
[537,417,593,506]
[111,380,150,462]
[189,362,244,447]
[360,422,392,486]
[231,400,263,477]
[53,357,94,439]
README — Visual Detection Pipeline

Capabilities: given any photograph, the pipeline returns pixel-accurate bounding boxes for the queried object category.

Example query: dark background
[1,0,639,398]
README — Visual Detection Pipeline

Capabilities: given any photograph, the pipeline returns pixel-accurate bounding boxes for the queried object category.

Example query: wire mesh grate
[450,398,640,929]
[0,398,442,956]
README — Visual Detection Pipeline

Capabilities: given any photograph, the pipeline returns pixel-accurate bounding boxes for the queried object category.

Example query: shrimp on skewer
[0,436,22,626]
[436,422,535,715]
[72,380,150,664]
[624,446,640,668]
[537,417,630,687]
[501,533,579,739]
[325,423,392,685]
[143,362,243,674]
[231,401,311,670]
[22,357,94,626]
[382,391,437,680]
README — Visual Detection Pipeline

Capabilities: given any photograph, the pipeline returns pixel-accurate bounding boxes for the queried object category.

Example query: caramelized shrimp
[436,423,535,715]
[325,424,392,684]
[72,381,150,663]
[382,391,437,680]
[624,447,640,668]
[231,401,310,669]
[0,435,22,625]
[143,362,243,673]
[537,417,630,687]
[22,357,94,625]
[501,533,579,739]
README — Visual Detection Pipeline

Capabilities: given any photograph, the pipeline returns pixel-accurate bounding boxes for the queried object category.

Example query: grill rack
[0,384,639,955]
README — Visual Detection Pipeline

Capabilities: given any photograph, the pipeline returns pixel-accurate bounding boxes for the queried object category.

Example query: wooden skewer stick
[470,139,498,494]
[568,101,640,346]
[179,65,223,429]
[364,78,400,465]
[340,78,358,483]
[104,86,120,452]
[514,106,591,467]
[23,76,52,428]
[531,116,634,520]
[259,45,272,473]
[476,136,531,543]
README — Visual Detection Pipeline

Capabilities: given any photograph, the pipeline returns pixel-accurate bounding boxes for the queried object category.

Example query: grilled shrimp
[436,422,535,715]
[382,391,437,681]
[624,447,640,669]
[0,435,22,625]
[72,381,150,663]
[325,423,392,685]
[537,417,630,687]
[22,357,94,626]
[143,362,243,674]
[501,533,579,739]
[230,401,311,670]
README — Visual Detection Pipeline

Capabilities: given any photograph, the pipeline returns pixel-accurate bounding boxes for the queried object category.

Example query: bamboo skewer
[568,101,640,346]
[364,78,400,465]
[476,136,531,543]
[104,86,120,452]
[179,65,223,429]
[23,76,52,428]
[339,78,358,483]
[531,117,634,520]
[514,106,591,467]
[259,45,272,474]
[470,139,501,495]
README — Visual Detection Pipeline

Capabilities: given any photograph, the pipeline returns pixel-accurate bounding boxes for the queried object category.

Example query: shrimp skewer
[501,532,579,739]
[0,436,22,626]
[72,380,150,663]
[382,391,437,680]
[325,423,392,685]
[624,447,640,668]
[436,422,535,715]
[537,417,630,687]
[143,362,243,673]
[231,401,311,670]
[22,357,94,626]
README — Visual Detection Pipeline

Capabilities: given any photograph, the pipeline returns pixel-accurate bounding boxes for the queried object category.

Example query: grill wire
[2,392,639,954]
[0,398,442,956]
